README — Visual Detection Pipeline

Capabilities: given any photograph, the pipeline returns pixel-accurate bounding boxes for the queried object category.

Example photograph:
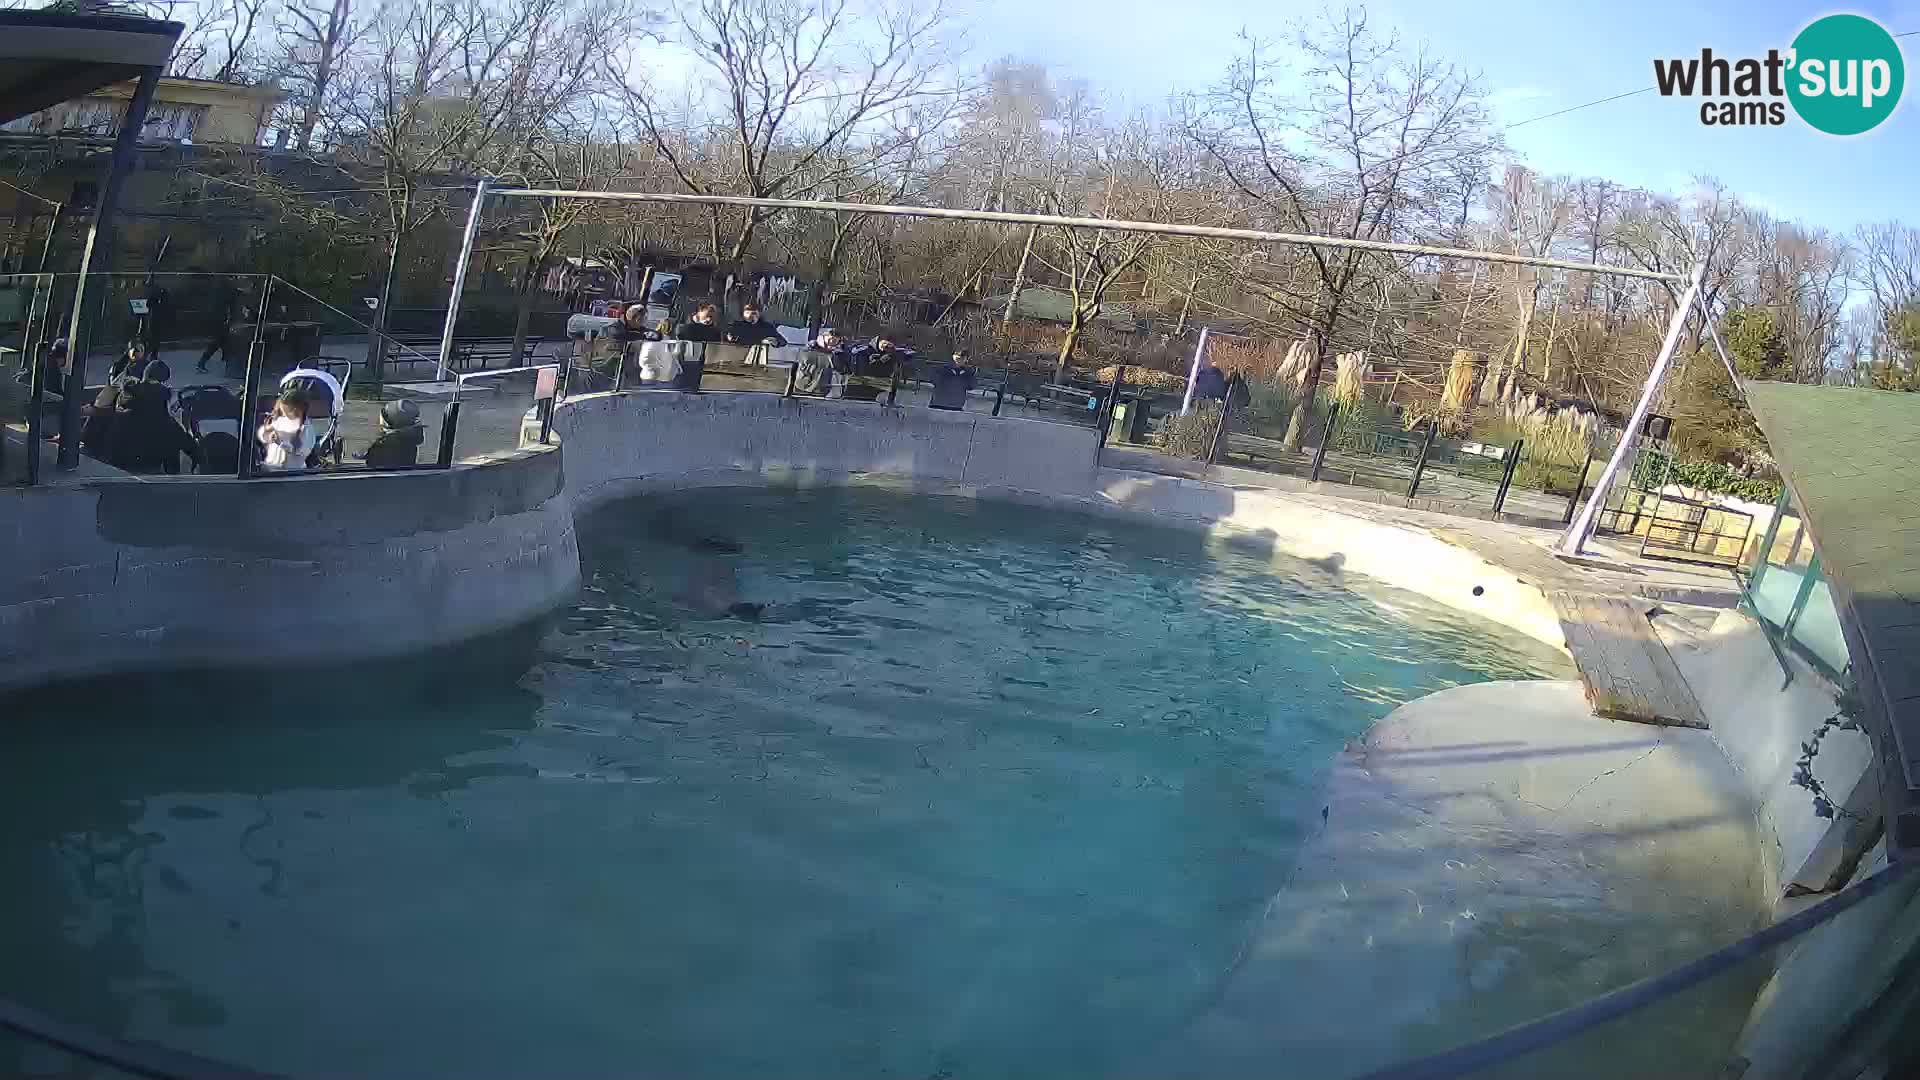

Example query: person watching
[725,302,785,346]
[673,303,726,343]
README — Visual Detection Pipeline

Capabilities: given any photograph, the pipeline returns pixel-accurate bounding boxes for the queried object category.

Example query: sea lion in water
[673,556,764,620]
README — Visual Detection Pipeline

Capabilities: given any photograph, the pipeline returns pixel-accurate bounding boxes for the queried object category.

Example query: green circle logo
[1787,14,1905,135]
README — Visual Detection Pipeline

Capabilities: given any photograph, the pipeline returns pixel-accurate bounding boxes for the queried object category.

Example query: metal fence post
[437,400,461,468]
[236,274,275,479]
[1207,375,1237,465]
[1310,401,1341,482]
[1405,421,1439,500]
[886,362,902,406]
[1492,439,1524,515]
[991,375,1006,417]
[782,359,798,398]
[1563,456,1595,525]
[536,397,555,445]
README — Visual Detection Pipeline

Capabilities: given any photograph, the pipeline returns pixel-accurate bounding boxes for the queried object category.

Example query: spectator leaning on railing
[673,303,725,343]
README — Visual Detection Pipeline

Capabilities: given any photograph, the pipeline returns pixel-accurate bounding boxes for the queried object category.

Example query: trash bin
[1110,399,1150,443]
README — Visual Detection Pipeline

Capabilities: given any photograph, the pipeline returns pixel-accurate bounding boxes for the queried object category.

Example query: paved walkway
[1104,444,1740,610]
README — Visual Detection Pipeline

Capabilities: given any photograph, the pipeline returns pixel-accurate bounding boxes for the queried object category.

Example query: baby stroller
[272,359,351,469]
[174,383,244,474]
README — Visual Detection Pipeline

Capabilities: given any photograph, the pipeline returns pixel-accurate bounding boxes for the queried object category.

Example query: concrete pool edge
[0,446,581,693]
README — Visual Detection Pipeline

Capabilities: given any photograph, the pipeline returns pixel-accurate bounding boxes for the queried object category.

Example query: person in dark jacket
[79,341,149,456]
[928,350,977,411]
[673,303,725,343]
[109,360,199,474]
[363,399,426,470]
[848,335,915,378]
[1192,359,1228,402]
[725,302,785,345]
[197,278,242,373]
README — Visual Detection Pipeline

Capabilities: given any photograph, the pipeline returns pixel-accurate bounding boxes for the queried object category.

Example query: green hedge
[1634,452,1781,504]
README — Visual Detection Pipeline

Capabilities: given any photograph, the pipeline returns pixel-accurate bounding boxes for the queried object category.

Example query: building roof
[1742,380,1920,859]
[980,285,1137,326]
[0,11,183,127]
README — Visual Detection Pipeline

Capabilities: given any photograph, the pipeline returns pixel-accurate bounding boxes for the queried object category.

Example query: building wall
[2,77,279,145]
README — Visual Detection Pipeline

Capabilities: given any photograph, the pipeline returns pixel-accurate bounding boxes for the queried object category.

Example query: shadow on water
[0,620,549,1069]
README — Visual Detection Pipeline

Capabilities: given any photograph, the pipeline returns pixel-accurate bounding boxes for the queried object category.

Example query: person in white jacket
[257,389,309,471]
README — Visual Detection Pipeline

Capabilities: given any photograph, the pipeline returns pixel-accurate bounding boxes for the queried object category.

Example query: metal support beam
[1310,402,1340,482]
[1180,327,1209,416]
[437,178,488,384]
[1493,439,1524,515]
[236,274,273,479]
[56,67,159,470]
[1557,262,1707,556]
[1406,422,1439,500]
[486,188,1691,284]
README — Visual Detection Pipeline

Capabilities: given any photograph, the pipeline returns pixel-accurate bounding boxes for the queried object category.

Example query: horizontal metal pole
[486,188,1689,283]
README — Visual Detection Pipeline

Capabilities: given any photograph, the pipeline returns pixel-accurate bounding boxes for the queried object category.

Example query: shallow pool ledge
[1086,470,1567,652]
[1153,679,1765,1078]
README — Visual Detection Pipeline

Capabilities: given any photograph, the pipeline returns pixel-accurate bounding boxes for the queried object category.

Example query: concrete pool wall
[550,391,1566,651]
[0,447,579,692]
[4,390,1556,692]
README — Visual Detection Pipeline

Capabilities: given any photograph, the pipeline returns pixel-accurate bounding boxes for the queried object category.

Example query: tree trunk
[293,0,347,153]
[362,233,403,384]
[508,249,539,372]
[1054,309,1086,381]
[1002,225,1037,329]
[1281,325,1334,451]
[1509,288,1537,376]
[806,224,855,338]
[1541,290,1564,386]
[1173,274,1198,335]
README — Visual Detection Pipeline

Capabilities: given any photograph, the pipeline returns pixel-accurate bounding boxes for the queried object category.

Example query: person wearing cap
[362,399,427,470]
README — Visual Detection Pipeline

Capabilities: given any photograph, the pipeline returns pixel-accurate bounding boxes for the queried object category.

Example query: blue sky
[965,0,1919,236]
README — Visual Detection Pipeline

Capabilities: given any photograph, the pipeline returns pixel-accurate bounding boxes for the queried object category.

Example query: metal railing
[2,273,580,484]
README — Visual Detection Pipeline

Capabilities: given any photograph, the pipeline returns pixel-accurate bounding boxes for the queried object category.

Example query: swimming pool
[0,488,1572,1078]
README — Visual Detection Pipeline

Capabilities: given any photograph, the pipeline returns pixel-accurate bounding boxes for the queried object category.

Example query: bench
[380,335,546,378]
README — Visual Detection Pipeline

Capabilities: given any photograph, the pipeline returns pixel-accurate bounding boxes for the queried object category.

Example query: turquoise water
[0,488,1569,1079]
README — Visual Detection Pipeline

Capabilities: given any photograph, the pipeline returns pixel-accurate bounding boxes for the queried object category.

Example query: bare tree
[1185,7,1500,448]
[316,0,630,377]
[168,0,275,80]
[1857,221,1920,366]
[607,0,955,303]
[279,0,356,150]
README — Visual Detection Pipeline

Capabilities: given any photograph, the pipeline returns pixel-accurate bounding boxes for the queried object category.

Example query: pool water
[0,488,1571,1079]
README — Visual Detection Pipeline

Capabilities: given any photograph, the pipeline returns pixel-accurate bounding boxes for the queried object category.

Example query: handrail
[1354,858,1918,1080]
[0,997,283,1080]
